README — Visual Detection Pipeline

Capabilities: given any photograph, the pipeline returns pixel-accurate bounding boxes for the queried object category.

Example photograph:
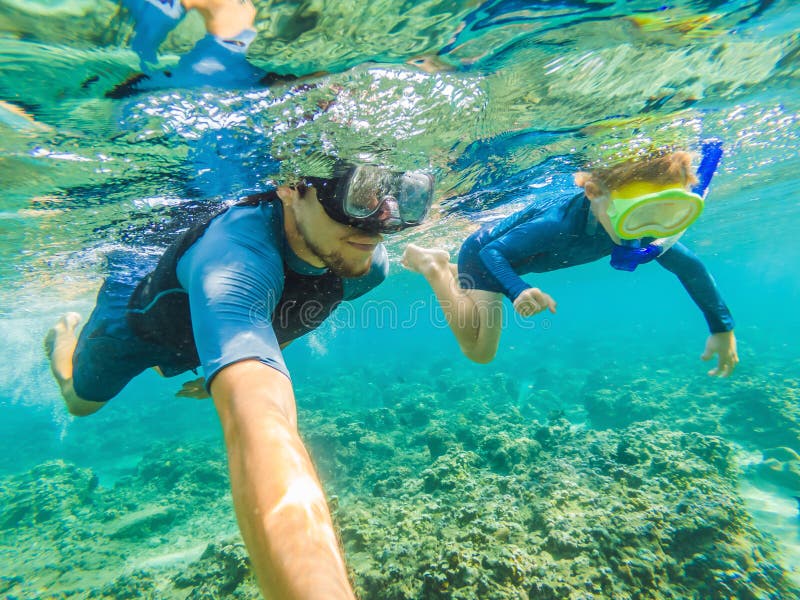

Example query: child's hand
[701,331,739,377]
[513,287,557,317]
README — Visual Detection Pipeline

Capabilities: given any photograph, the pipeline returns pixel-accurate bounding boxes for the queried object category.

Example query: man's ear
[574,172,602,200]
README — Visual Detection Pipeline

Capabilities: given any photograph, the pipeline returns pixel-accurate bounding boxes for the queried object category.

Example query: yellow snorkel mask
[607,182,704,240]
[607,139,723,272]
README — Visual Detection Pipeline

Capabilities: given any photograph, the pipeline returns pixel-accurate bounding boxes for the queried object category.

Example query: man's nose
[379,196,400,219]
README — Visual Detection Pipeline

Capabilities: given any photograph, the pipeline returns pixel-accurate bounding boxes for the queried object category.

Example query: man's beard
[303,235,372,278]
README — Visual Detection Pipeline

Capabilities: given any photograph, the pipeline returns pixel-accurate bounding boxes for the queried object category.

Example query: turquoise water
[2,0,800,598]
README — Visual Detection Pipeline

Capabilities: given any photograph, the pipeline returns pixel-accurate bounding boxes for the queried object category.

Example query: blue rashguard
[175,200,388,384]
[72,194,388,402]
[457,190,734,334]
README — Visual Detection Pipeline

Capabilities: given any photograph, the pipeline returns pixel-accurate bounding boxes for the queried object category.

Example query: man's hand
[513,287,557,317]
[701,330,739,377]
[177,376,210,399]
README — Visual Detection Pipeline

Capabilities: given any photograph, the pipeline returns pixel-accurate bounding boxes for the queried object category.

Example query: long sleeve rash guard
[467,191,734,333]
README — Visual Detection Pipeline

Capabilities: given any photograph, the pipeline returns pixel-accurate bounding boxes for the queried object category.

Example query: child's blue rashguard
[457,190,734,334]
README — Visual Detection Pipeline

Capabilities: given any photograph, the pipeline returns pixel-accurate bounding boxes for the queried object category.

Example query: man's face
[283,186,383,277]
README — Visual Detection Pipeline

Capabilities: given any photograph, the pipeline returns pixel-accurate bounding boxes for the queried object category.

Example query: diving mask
[305,165,434,234]
[608,139,723,272]
[607,183,704,240]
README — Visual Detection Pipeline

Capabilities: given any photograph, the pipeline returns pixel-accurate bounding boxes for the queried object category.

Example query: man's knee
[66,398,106,417]
[70,328,149,406]
[63,383,107,416]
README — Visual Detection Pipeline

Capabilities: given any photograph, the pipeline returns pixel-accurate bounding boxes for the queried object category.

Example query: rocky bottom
[2,360,799,599]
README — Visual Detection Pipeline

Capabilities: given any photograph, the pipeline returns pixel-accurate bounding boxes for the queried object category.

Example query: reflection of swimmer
[627,10,724,36]
[109,0,317,97]
[404,141,738,377]
[121,0,255,68]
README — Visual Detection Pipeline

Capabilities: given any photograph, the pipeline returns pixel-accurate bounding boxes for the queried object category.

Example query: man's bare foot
[44,312,81,386]
[401,244,451,278]
[45,312,105,416]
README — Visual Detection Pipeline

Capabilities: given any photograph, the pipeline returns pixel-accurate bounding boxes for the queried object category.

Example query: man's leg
[44,265,169,415]
[44,313,106,416]
[402,243,503,363]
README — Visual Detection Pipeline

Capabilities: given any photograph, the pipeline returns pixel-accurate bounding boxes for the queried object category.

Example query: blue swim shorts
[72,268,192,403]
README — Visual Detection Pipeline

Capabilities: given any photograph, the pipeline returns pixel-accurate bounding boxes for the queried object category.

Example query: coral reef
[0,442,252,599]
[2,357,799,598]
[580,361,800,453]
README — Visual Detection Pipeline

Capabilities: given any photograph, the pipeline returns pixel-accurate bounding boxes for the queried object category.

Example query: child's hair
[589,151,698,192]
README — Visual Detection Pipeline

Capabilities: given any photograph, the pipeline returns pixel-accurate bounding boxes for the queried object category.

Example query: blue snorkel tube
[610,140,723,272]
[609,241,660,272]
[692,139,723,198]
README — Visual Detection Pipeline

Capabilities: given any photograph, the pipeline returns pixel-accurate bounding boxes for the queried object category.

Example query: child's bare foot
[44,312,81,385]
[401,244,451,278]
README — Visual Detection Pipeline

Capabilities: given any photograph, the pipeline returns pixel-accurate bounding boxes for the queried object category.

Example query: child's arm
[655,242,733,332]
[478,243,533,302]
[656,242,738,376]
[477,218,559,315]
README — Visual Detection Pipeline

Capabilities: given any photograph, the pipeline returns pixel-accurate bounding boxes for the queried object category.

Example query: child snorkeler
[403,141,738,377]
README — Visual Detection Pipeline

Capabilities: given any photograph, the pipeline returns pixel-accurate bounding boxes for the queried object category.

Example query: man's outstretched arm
[211,360,356,600]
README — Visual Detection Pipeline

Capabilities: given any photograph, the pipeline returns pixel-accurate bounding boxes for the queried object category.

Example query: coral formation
[2,356,799,598]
